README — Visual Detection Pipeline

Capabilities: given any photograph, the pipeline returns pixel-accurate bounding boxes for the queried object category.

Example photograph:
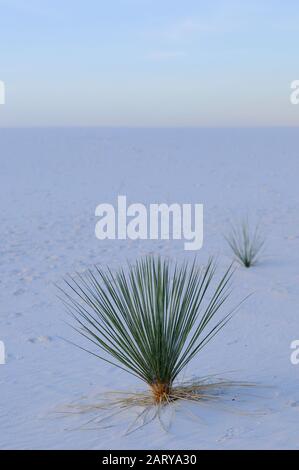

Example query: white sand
[1,128,299,449]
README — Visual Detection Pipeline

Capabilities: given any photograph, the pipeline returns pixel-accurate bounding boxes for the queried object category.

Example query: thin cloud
[164,18,203,39]
[147,50,185,61]
[163,17,245,39]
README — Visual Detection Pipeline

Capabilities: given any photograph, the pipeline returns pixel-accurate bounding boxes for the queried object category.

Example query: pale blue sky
[0,0,299,126]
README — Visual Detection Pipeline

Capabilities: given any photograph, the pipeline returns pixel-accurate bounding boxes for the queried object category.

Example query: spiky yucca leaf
[60,257,235,403]
[225,220,264,268]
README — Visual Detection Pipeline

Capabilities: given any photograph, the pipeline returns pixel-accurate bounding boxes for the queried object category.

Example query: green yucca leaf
[59,256,236,388]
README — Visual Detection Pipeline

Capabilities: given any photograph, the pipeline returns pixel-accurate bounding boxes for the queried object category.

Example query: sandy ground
[1,127,299,449]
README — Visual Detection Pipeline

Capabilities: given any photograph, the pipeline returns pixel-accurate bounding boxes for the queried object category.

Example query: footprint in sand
[218,427,240,442]
[287,400,299,409]
[27,336,54,344]
[13,288,26,296]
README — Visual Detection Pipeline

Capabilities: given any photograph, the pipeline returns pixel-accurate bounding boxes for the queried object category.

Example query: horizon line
[0,125,299,130]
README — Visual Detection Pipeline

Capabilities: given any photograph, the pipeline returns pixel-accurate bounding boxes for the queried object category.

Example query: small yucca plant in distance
[225,219,265,268]
[59,256,236,405]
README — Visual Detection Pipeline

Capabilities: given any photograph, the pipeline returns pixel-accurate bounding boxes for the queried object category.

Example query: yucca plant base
[60,256,237,411]
[150,383,170,403]
[148,380,212,404]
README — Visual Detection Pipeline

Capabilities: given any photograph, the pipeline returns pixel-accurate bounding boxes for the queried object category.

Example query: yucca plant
[225,220,265,268]
[60,256,236,405]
